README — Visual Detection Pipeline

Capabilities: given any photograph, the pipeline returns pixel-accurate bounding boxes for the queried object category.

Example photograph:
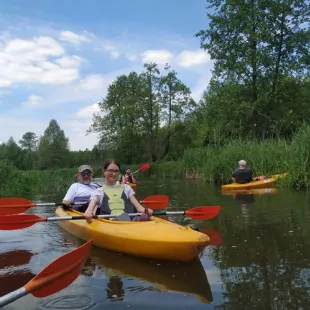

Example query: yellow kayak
[128,183,136,188]
[82,245,213,303]
[221,173,287,191]
[55,207,210,262]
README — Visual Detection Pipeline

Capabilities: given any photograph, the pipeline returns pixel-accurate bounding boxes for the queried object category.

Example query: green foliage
[37,119,70,169]
[88,62,196,163]
[19,132,38,151]
[195,0,310,139]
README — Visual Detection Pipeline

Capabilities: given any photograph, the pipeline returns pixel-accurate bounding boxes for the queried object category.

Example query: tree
[19,132,38,151]
[195,0,310,139]
[139,62,161,162]
[89,72,145,164]
[37,119,70,169]
[158,64,195,158]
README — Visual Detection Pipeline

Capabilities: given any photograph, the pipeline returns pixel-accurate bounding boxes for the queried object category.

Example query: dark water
[1,179,310,309]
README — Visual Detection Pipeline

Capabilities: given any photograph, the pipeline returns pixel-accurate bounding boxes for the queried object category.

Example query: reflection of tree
[208,212,310,309]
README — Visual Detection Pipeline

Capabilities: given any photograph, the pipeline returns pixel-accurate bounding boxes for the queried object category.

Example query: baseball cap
[238,160,247,166]
[78,165,93,173]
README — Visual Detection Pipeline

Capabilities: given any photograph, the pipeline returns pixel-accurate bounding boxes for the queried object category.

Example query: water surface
[1,179,309,309]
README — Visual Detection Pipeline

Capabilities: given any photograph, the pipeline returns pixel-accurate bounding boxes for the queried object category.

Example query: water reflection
[0,269,35,297]
[79,245,213,304]
[0,249,35,269]
[0,249,36,297]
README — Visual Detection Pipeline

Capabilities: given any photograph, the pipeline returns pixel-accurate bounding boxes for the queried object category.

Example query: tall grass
[147,123,310,188]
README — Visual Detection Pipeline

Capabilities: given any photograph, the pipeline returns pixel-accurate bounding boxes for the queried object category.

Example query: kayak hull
[55,207,209,262]
[221,173,287,190]
[221,178,276,190]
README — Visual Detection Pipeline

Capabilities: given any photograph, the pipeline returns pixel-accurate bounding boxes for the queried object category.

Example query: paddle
[0,195,169,215]
[132,163,150,174]
[0,239,92,307]
[0,206,221,231]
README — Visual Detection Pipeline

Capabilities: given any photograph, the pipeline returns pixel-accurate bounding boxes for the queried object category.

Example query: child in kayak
[122,167,136,184]
[84,159,153,221]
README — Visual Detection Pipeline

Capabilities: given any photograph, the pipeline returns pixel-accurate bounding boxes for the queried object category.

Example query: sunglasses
[80,170,92,177]
[106,169,120,174]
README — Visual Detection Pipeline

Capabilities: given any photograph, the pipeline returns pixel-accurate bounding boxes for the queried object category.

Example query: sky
[0,0,213,151]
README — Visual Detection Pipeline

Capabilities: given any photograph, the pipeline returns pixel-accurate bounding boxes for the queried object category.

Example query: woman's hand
[145,207,153,216]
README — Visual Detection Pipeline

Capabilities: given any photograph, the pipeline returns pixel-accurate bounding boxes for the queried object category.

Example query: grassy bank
[145,123,310,189]
[0,124,309,197]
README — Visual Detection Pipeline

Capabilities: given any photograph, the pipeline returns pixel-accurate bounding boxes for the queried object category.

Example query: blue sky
[0,0,213,150]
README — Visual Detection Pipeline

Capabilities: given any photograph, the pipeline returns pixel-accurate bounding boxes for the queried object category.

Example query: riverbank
[144,123,310,189]
[0,124,309,196]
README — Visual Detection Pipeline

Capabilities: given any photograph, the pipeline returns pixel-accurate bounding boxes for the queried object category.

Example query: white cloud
[0,35,82,87]
[59,30,90,45]
[55,55,84,67]
[125,53,137,62]
[98,41,120,59]
[140,49,173,65]
[22,95,44,108]
[79,74,112,91]
[177,50,211,68]
[76,102,101,118]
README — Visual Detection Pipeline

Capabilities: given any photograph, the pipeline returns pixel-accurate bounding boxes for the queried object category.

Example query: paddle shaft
[0,287,27,307]
[44,210,186,221]
[4,199,162,207]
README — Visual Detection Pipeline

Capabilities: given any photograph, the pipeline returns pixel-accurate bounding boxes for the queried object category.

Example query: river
[1,179,309,309]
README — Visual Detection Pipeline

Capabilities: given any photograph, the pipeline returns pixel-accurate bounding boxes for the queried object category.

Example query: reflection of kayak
[221,173,287,190]
[222,188,278,195]
[85,246,213,304]
[55,207,209,262]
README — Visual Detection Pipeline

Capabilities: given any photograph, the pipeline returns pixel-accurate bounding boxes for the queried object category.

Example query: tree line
[1,0,309,170]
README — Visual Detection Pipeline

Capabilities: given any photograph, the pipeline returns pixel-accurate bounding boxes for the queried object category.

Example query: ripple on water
[36,294,95,310]
[35,284,108,310]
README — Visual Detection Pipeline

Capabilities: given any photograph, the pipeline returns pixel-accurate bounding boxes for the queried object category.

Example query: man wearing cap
[232,160,253,184]
[62,165,101,212]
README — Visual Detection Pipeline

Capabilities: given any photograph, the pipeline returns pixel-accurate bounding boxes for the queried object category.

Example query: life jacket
[99,184,136,215]
[123,174,133,183]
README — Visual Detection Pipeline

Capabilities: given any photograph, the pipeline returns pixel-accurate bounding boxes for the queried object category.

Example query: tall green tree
[195,0,310,138]
[37,119,70,169]
[140,62,161,162]
[158,64,195,158]
[90,72,145,163]
[19,132,38,151]
[0,137,25,169]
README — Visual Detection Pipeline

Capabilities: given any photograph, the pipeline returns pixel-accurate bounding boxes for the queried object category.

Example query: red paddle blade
[203,229,223,245]
[25,240,93,297]
[140,195,169,210]
[0,214,46,230]
[0,250,35,269]
[185,206,221,220]
[139,163,150,172]
[0,198,35,215]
